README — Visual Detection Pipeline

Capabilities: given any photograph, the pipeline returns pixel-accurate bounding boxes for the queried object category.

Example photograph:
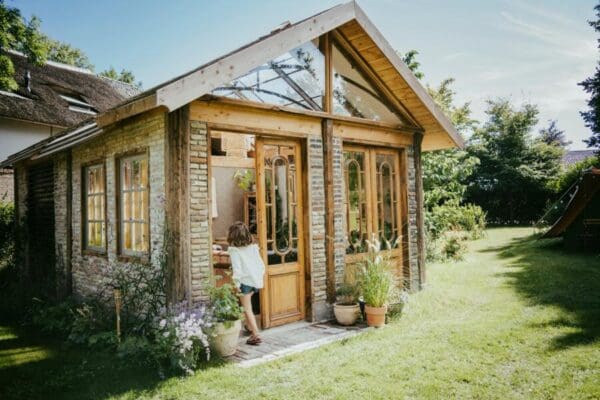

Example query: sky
[14,0,598,149]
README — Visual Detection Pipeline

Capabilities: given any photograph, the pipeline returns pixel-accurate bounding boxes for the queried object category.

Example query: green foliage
[539,120,570,147]
[43,35,93,70]
[551,155,599,194]
[466,99,564,224]
[99,66,142,88]
[209,283,244,323]
[233,169,254,191]
[335,282,360,305]
[423,150,479,209]
[426,203,486,241]
[579,4,600,153]
[0,201,14,269]
[357,248,397,307]
[399,49,424,80]
[427,78,478,135]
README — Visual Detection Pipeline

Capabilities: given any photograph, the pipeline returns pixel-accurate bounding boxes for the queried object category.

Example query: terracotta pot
[365,304,387,328]
[213,319,242,357]
[333,303,360,326]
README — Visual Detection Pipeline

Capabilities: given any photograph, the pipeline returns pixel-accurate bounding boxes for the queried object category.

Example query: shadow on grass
[483,234,600,350]
[0,324,226,400]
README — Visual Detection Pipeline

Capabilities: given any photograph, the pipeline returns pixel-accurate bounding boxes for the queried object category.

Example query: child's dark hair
[227,221,253,247]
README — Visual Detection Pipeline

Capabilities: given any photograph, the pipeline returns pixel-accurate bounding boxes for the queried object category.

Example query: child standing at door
[227,221,265,345]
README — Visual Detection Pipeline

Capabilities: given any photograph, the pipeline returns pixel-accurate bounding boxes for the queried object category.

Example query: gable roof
[543,167,600,238]
[0,51,140,128]
[1,1,462,168]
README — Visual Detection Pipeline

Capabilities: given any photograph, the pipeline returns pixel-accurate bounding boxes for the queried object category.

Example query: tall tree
[580,4,600,153]
[43,35,93,70]
[466,99,563,223]
[0,1,46,90]
[399,49,424,80]
[538,120,571,147]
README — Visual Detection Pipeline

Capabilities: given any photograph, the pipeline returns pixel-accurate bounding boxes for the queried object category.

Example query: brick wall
[332,137,346,288]
[406,146,420,290]
[70,110,166,298]
[188,121,211,302]
[54,153,69,297]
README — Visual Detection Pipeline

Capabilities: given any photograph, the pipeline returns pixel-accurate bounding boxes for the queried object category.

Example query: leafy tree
[538,120,571,147]
[466,99,564,224]
[0,1,46,90]
[99,66,141,88]
[399,49,424,80]
[580,4,600,153]
[43,35,93,70]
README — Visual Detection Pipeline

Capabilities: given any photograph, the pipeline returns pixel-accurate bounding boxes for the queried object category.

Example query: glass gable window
[119,154,149,256]
[332,43,403,124]
[212,39,325,111]
[83,164,106,252]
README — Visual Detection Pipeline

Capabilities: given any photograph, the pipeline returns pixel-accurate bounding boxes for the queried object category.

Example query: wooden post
[165,106,191,304]
[413,132,426,288]
[322,118,336,303]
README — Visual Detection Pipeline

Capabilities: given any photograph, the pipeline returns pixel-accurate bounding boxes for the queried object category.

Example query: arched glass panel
[376,154,399,250]
[344,150,369,254]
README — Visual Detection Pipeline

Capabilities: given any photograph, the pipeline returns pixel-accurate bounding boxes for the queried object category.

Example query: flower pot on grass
[213,319,242,356]
[365,304,387,328]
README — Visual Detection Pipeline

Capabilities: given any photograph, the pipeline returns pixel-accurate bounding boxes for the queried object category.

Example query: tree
[538,120,571,147]
[399,49,424,80]
[0,1,46,90]
[99,66,141,88]
[43,35,93,70]
[580,4,600,153]
[466,99,564,224]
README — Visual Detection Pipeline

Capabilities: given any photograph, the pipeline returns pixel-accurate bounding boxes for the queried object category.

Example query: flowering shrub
[208,283,244,326]
[151,302,212,375]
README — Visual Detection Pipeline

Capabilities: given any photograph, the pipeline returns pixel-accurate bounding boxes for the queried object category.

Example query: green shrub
[335,282,360,305]
[441,231,469,261]
[208,283,244,325]
[426,202,486,241]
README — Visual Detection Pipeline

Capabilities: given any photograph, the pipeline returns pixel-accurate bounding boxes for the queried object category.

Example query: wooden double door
[255,138,305,328]
[343,145,405,281]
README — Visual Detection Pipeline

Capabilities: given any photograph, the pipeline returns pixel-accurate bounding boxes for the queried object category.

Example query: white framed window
[118,154,149,256]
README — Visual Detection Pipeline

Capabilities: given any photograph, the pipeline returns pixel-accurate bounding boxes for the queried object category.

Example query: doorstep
[227,321,370,367]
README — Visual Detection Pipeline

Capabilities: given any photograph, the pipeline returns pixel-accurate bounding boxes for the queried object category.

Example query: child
[227,221,265,345]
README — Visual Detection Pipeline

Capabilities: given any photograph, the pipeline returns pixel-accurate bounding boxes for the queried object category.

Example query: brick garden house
[1,2,462,327]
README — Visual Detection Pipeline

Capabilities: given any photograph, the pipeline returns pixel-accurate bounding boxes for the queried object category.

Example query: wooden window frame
[82,161,107,255]
[116,151,150,260]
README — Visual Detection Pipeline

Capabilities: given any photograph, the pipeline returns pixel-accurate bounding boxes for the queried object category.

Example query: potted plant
[357,249,396,328]
[209,283,244,356]
[333,282,360,326]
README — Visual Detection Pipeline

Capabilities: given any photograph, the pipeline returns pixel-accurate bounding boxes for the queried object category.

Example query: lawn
[1,228,599,399]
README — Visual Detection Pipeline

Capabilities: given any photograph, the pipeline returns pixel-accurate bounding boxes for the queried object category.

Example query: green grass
[1,228,599,399]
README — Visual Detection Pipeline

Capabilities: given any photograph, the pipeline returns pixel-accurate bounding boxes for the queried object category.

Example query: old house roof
[562,150,597,166]
[543,167,600,238]
[0,50,139,128]
[1,1,462,168]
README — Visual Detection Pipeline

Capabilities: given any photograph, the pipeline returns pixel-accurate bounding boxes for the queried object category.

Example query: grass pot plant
[357,242,396,328]
[333,282,361,326]
[209,284,244,357]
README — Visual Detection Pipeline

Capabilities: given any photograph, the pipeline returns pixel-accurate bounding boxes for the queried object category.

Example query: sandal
[246,335,262,345]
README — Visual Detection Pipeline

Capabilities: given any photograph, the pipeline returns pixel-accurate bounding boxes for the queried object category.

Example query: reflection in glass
[344,151,369,254]
[213,40,325,111]
[264,145,298,265]
[84,164,105,250]
[332,43,403,124]
[120,155,149,254]
[376,154,399,250]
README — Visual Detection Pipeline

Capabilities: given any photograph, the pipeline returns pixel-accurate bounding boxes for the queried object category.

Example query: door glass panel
[213,39,325,111]
[265,144,298,265]
[344,150,369,254]
[332,43,403,125]
[376,153,400,250]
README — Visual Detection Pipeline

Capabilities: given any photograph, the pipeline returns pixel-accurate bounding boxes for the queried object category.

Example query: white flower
[163,331,170,337]
[159,319,167,328]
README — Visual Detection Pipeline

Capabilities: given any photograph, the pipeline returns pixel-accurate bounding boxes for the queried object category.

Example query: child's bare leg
[240,293,259,337]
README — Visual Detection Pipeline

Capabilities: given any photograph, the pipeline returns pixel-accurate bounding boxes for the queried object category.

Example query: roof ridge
[5,49,94,75]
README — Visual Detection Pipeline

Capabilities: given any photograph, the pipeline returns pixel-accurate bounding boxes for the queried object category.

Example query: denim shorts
[239,284,258,295]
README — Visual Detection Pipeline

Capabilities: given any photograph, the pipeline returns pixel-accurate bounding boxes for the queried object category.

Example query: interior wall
[211,166,254,240]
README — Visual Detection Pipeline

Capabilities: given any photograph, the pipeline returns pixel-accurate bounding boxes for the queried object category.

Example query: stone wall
[0,169,14,202]
[406,146,420,290]
[70,110,166,298]
[54,153,70,297]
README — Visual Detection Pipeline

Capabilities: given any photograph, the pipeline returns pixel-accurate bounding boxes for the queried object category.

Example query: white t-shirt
[228,244,265,289]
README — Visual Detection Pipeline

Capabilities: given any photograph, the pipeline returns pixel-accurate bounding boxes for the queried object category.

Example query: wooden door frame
[255,137,306,328]
[342,144,405,273]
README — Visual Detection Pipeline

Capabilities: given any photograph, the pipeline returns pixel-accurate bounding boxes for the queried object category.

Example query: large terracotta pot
[365,304,387,328]
[333,303,360,326]
[213,319,242,356]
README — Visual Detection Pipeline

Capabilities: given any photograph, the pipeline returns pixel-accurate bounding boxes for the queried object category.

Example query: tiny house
[1,2,462,327]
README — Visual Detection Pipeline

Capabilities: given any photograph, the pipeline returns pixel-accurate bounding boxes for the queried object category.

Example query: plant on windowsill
[333,282,361,326]
[356,238,397,328]
[208,283,244,357]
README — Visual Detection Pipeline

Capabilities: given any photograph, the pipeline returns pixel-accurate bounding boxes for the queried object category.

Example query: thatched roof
[0,51,139,128]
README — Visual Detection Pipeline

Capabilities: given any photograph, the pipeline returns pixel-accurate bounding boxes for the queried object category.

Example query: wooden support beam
[322,118,336,303]
[413,132,426,288]
[165,106,191,304]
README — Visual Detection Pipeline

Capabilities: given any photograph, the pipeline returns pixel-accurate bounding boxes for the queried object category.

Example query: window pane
[213,39,325,111]
[120,155,148,254]
[332,44,403,124]
[376,154,399,249]
[344,151,369,254]
[84,164,105,250]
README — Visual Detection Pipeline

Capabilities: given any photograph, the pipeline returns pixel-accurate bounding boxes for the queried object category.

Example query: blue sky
[14,0,598,149]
